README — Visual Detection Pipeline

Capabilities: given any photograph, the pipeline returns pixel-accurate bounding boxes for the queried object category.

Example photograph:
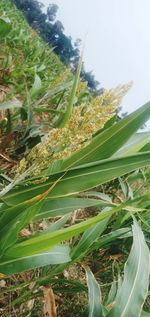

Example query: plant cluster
[0,1,150,316]
[12,0,101,93]
[16,83,131,177]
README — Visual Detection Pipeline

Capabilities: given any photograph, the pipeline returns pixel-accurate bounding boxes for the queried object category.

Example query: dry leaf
[0,279,6,287]
[29,282,36,290]
[0,273,7,279]
[19,272,30,281]
[42,286,57,317]
[27,299,35,310]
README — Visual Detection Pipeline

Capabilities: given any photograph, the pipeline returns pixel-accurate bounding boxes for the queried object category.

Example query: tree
[47,3,58,22]
[12,0,46,25]
[12,0,101,92]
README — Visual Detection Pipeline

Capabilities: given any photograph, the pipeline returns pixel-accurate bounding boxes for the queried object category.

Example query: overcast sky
[41,0,150,117]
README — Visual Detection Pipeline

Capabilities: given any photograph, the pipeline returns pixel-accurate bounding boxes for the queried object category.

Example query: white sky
[41,0,150,117]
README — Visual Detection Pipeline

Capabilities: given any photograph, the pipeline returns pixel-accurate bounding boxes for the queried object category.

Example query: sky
[41,0,150,118]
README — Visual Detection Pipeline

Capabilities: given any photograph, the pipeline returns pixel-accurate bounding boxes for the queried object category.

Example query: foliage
[12,0,79,63]
[0,0,76,156]
[0,1,150,316]
[85,219,149,316]
[11,0,101,92]
[15,83,130,177]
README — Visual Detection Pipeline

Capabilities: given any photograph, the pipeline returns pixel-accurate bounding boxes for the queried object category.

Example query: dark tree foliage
[12,0,101,92]
[47,3,58,22]
[81,68,99,91]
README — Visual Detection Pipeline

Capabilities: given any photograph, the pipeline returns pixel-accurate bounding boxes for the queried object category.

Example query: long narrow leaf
[2,151,150,205]
[4,207,120,257]
[35,197,112,220]
[61,101,150,169]
[71,210,110,262]
[0,16,11,37]
[0,199,44,254]
[0,98,22,110]
[59,52,83,127]
[141,311,150,317]
[113,132,150,157]
[107,219,150,317]
[85,267,103,317]
[30,74,42,99]
[0,245,71,275]
[92,228,132,252]
[0,197,113,231]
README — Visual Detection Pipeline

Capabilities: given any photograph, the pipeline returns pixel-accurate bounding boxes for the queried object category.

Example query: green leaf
[59,52,83,128]
[106,281,117,306]
[4,207,119,257]
[48,211,113,278]
[3,151,150,205]
[35,197,113,220]
[0,199,37,230]
[118,177,133,199]
[140,141,150,152]
[0,199,44,254]
[83,191,112,203]
[0,197,112,231]
[30,74,42,99]
[61,101,150,169]
[141,311,150,317]
[92,228,132,251]
[114,132,150,157]
[85,267,103,317]
[37,214,71,236]
[37,81,72,104]
[71,210,110,262]
[0,98,22,110]
[0,16,11,37]
[0,245,71,275]
[107,219,150,317]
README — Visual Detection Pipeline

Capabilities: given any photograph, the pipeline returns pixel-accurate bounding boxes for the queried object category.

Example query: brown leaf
[42,286,57,317]
[0,273,7,279]
[105,253,123,261]
[0,133,14,150]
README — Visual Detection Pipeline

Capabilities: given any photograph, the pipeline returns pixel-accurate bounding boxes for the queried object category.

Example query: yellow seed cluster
[15,158,27,175]
[16,83,132,177]
[76,81,88,96]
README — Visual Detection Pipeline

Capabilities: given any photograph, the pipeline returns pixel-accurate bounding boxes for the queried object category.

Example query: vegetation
[0,1,150,316]
[11,0,101,93]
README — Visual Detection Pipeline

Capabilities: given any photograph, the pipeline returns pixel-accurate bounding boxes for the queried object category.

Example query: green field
[0,1,150,316]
